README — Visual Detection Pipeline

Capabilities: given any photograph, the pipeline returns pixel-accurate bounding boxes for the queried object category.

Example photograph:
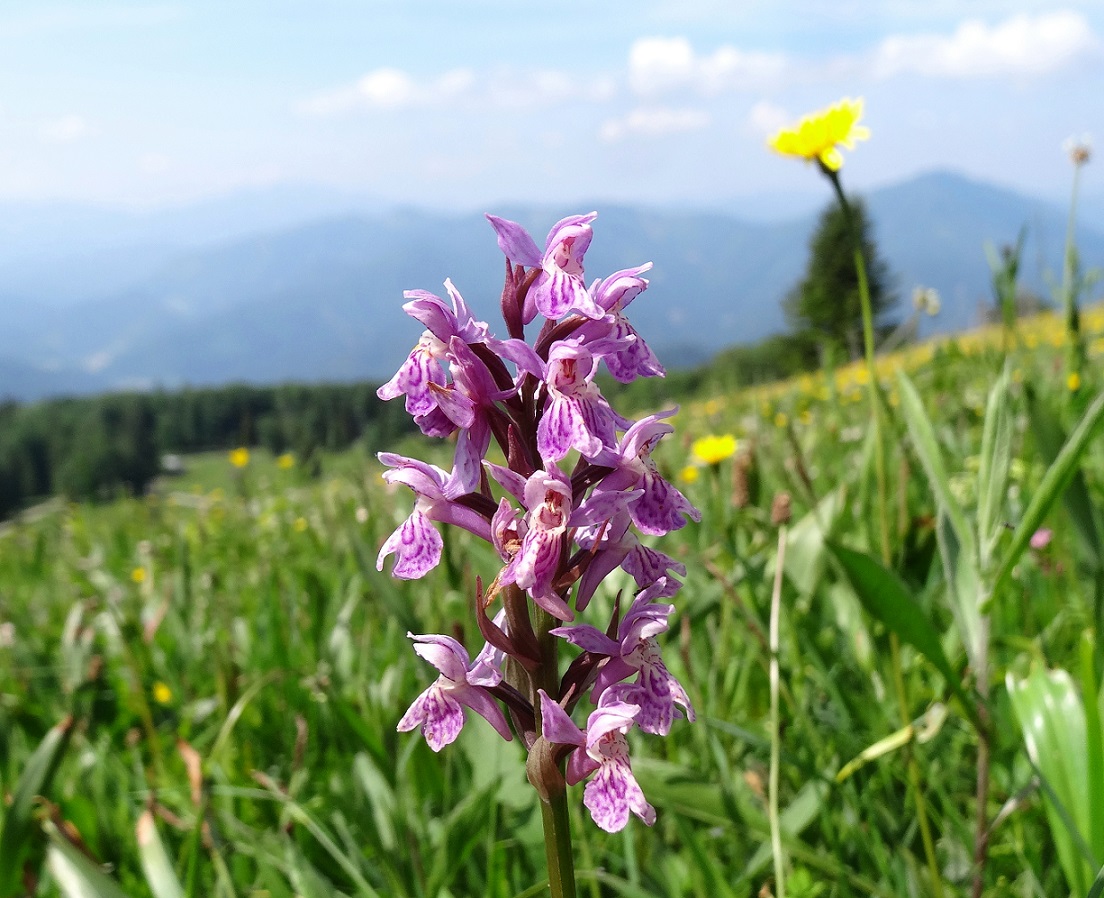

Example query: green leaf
[829,542,978,727]
[975,366,1013,570]
[895,370,975,559]
[1007,666,1098,895]
[0,715,75,896]
[44,820,132,898]
[136,810,185,898]
[993,388,1104,600]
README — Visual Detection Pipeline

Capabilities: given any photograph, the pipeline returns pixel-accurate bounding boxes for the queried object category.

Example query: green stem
[1062,159,1086,380]
[825,165,946,898]
[532,603,578,898]
[770,524,788,898]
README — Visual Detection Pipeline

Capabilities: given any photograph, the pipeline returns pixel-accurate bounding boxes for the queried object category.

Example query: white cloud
[41,115,91,143]
[746,100,789,137]
[599,106,710,142]
[872,10,1098,78]
[300,67,476,115]
[302,66,614,116]
[628,36,788,96]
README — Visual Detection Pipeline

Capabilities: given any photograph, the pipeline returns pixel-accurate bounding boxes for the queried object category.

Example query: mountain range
[1,171,1101,402]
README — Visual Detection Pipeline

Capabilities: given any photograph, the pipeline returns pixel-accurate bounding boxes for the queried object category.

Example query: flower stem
[769,523,788,898]
[533,604,578,898]
[825,167,946,898]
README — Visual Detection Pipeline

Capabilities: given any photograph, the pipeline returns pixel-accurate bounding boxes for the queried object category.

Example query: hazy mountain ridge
[1,171,1100,401]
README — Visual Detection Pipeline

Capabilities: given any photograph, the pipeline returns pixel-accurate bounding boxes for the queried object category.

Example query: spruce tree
[784,197,895,360]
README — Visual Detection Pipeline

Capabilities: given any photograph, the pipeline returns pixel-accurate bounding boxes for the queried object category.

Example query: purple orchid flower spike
[486,213,605,323]
[398,633,513,751]
[376,453,492,579]
[552,578,695,735]
[538,690,655,832]
[538,340,621,463]
[382,210,696,849]
[595,411,701,536]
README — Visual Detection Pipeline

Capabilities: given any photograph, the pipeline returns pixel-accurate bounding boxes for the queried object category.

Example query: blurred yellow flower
[152,682,172,705]
[690,434,738,465]
[131,567,147,584]
[680,465,700,483]
[277,452,295,470]
[768,97,870,171]
[294,516,309,533]
[229,447,250,468]
[1068,371,1082,391]
[774,412,789,429]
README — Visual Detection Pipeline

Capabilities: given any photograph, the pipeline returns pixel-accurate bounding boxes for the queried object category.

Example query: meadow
[3,299,1104,897]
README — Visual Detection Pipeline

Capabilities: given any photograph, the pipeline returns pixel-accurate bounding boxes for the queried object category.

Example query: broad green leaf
[44,820,132,898]
[994,388,1104,600]
[1007,666,1100,896]
[895,370,976,560]
[136,810,184,898]
[1083,636,1104,865]
[975,366,1013,570]
[829,542,978,727]
[0,715,75,896]
[1025,385,1104,571]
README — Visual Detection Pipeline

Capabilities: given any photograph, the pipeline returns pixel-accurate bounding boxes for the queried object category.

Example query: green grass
[3,311,1104,897]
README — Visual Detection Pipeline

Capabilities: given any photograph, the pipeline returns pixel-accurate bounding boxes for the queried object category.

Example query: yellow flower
[131,567,147,584]
[679,465,700,484]
[152,682,172,705]
[294,516,309,533]
[1068,371,1082,391]
[229,447,250,468]
[774,412,789,429]
[768,97,870,171]
[277,452,295,470]
[690,434,738,466]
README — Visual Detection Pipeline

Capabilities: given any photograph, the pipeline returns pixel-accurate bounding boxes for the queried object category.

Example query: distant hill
[1,171,1100,401]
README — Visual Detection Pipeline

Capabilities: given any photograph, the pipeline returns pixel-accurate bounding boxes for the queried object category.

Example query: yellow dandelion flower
[680,465,700,484]
[152,682,172,705]
[1068,371,1082,391]
[768,97,870,172]
[690,434,738,465]
[774,412,789,429]
[294,516,309,533]
[277,452,295,470]
[131,567,147,584]
[229,447,250,468]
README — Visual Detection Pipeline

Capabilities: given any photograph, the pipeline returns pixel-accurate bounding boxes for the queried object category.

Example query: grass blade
[829,541,979,727]
[44,819,132,898]
[895,370,975,559]
[137,810,185,898]
[1024,384,1104,570]
[0,715,75,896]
[975,366,1012,569]
[993,388,1104,601]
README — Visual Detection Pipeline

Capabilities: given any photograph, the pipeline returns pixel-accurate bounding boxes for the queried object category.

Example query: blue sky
[1,1,1101,211]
